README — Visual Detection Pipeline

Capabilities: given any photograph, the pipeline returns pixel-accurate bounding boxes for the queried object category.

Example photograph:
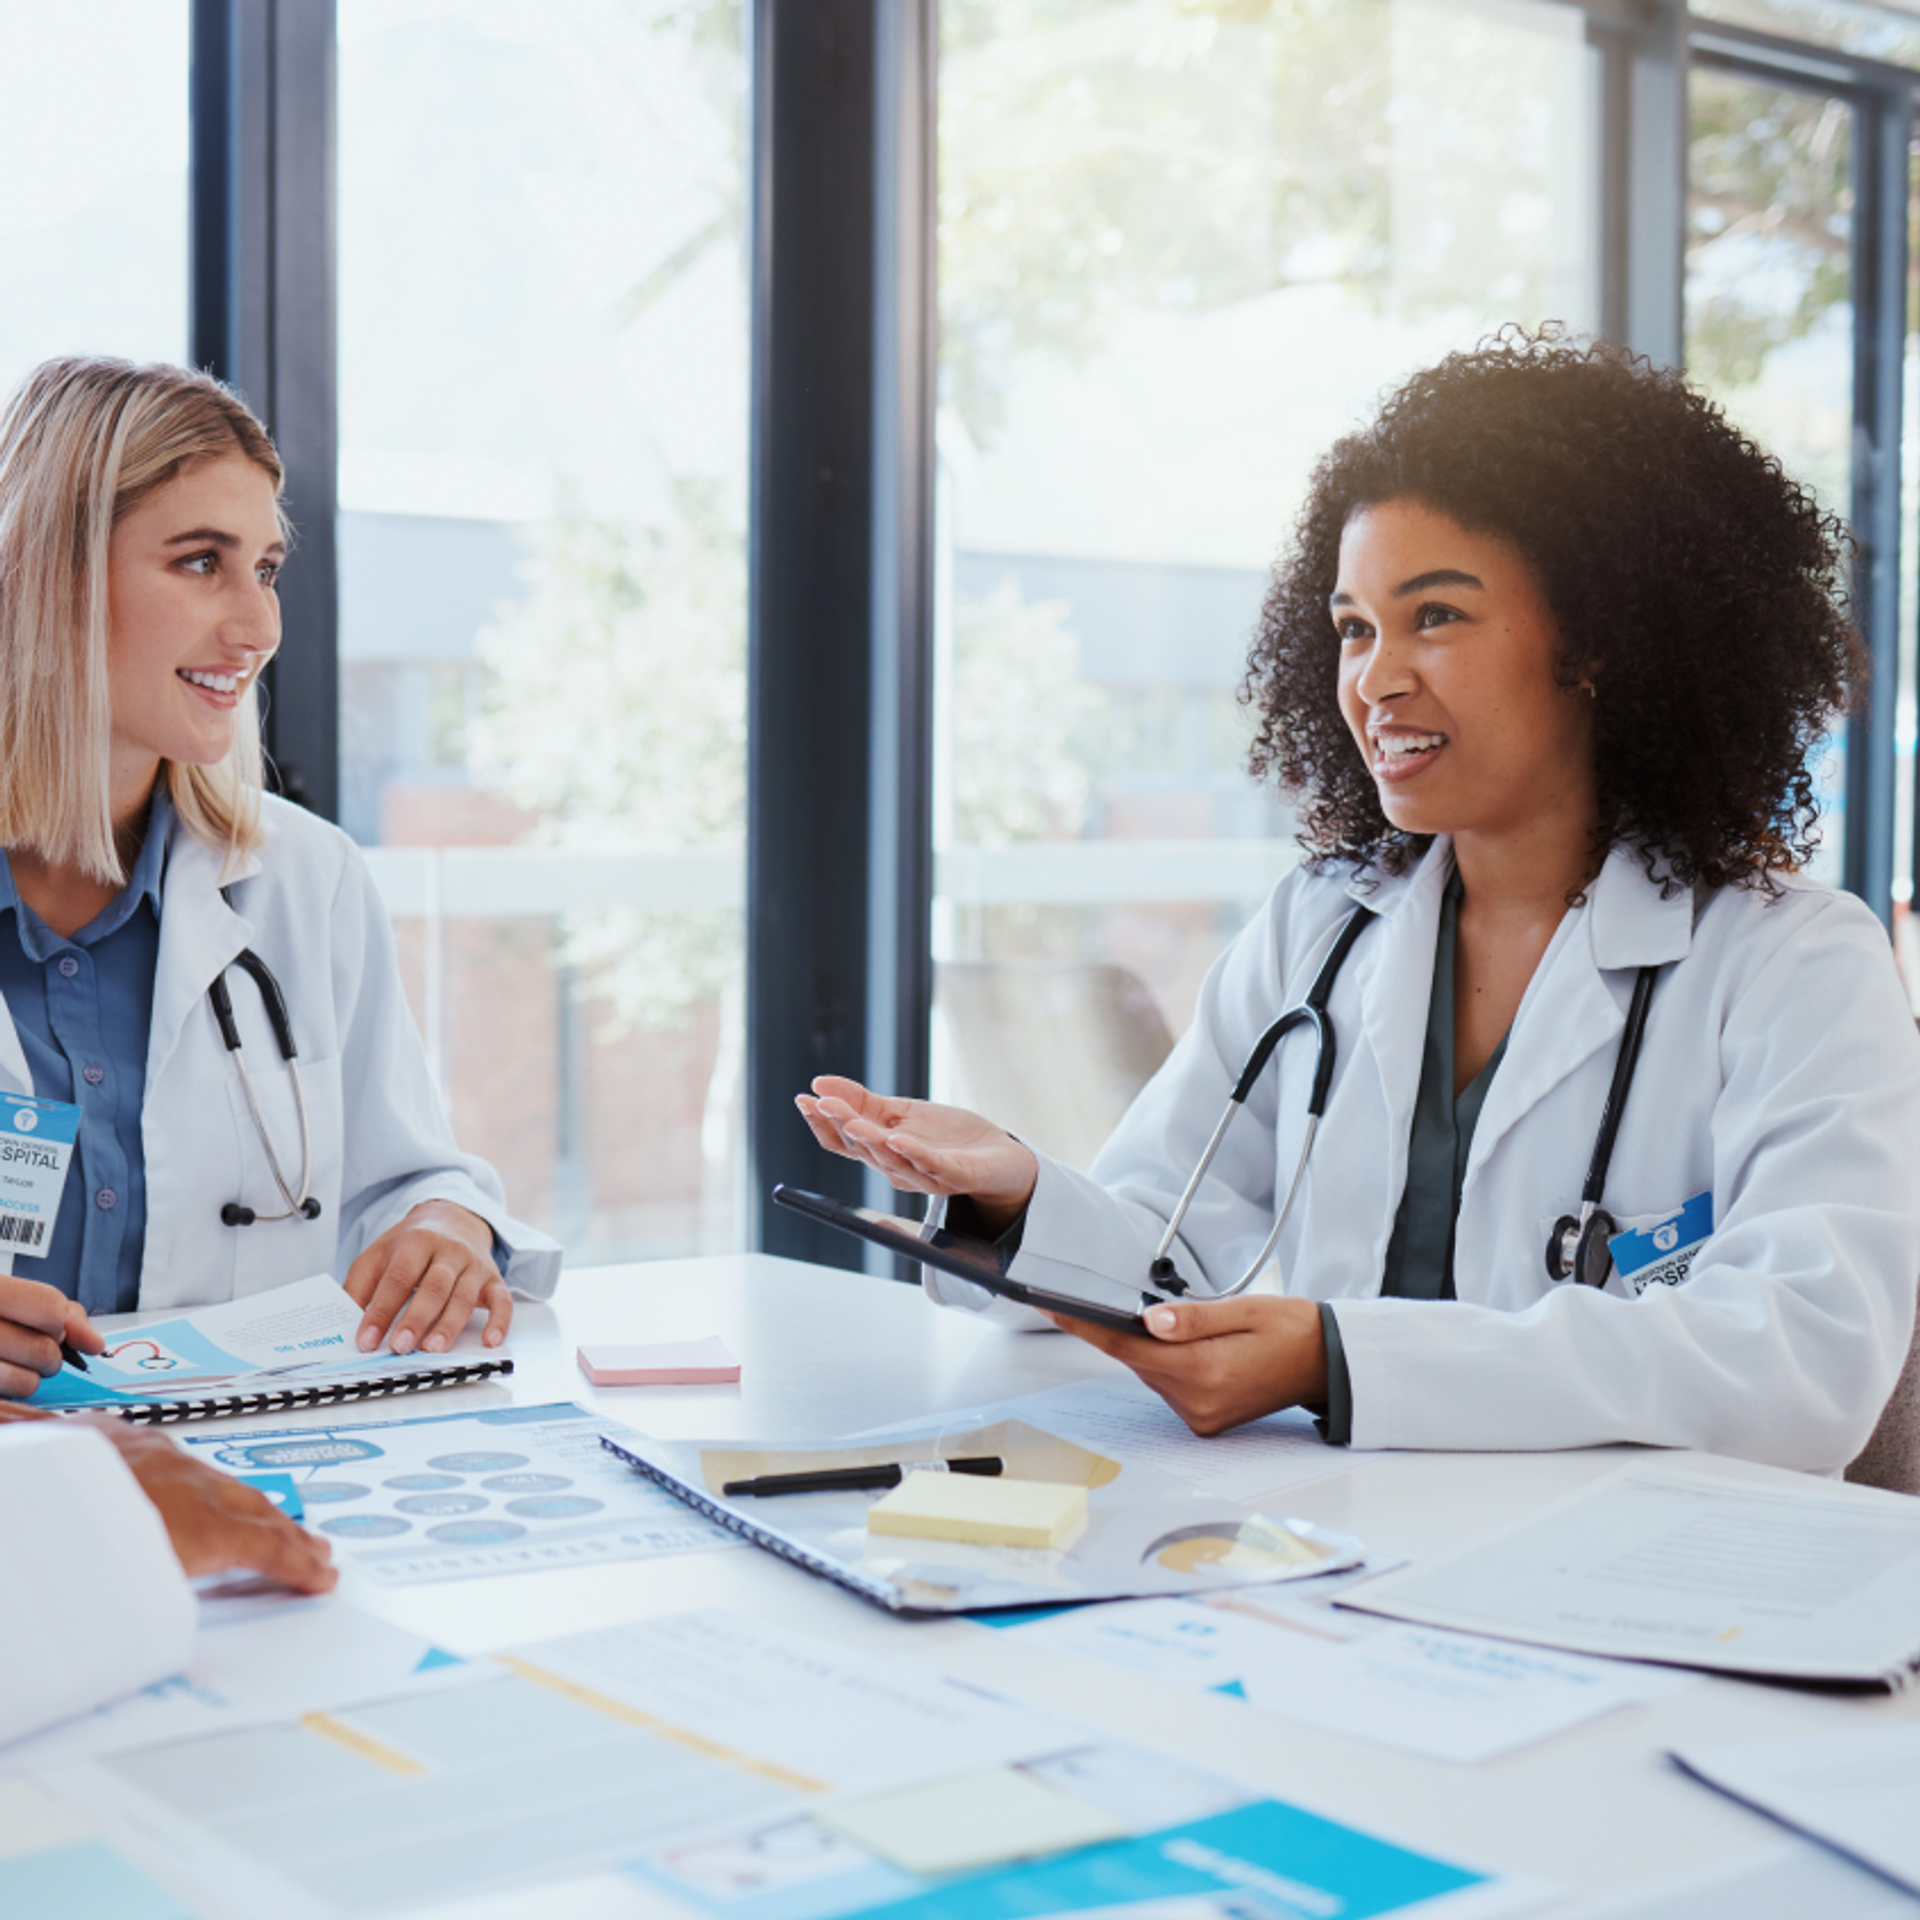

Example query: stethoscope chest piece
[1546,1209,1617,1288]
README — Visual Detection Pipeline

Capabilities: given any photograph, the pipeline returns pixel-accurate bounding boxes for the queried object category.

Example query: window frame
[183,0,1915,1266]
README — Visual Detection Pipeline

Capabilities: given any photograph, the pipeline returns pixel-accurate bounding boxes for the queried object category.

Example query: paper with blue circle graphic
[183,1400,737,1584]
[0,1089,82,1260]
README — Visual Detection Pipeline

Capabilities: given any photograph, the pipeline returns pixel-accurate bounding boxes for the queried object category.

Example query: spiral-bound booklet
[27,1273,512,1425]
[601,1416,1363,1614]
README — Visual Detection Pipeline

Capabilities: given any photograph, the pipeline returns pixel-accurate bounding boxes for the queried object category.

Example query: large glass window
[932,0,1601,1168]
[1685,61,1856,885]
[337,0,749,1263]
[0,1,188,399]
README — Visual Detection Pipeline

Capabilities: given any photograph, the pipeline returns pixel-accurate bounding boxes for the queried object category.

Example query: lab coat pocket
[221,1052,345,1294]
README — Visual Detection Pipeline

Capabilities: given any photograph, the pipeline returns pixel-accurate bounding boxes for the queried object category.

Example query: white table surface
[87,1256,1920,1916]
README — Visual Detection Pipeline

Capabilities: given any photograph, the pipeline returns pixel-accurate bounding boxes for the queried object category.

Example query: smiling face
[105,452,284,814]
[1332,498,1597,847]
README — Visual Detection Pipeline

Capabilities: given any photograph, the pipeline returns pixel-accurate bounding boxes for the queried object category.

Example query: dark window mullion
[189,0,339,823]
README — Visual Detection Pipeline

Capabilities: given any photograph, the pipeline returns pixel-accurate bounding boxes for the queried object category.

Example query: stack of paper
[29,1609,1541,1920]
[1672,1727,1920,1896]
[1343,1469,1920,1685]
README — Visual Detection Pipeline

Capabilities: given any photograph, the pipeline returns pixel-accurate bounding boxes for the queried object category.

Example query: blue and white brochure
[28,1273,371,1408]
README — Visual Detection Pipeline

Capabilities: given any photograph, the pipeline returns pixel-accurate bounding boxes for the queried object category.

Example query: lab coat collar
[0,790,194,1098]
[146,822,266,1092]
[1583,842,1696,970]
[1344,836,1696,967]
[1342,837,1448,918]
[1348,840,1454,1219]
[1462,846,1693,1191]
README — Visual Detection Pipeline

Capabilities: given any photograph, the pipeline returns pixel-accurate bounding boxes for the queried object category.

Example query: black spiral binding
[597,1434,906,1611]
[91,1358,515,1426]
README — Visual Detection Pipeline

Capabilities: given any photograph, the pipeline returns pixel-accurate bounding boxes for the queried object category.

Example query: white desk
[102,1257,1920,1914]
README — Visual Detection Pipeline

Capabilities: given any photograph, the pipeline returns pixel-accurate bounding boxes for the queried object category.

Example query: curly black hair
[1243,326,1865,894]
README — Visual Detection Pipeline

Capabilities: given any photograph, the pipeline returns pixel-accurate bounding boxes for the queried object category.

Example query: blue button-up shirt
[0,791,172,1314]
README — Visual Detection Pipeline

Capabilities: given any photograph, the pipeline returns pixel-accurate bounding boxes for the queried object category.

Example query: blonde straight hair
[0,356,285,884]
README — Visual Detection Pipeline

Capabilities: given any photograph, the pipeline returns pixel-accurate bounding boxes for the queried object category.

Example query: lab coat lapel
[1463,846,1695,1184]
[147,831,262,1091]
[1349,839,1454,1205]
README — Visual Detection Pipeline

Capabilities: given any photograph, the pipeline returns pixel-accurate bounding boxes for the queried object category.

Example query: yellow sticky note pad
[819,1766,1126,1875]
[866,1474,1087,1549]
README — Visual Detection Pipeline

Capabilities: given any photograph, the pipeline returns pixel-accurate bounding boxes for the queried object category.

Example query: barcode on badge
[0,1215,47,1247]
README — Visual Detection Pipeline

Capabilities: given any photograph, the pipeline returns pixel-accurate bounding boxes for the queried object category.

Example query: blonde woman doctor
[0,357,557,1400]
[800,335,1920,1477]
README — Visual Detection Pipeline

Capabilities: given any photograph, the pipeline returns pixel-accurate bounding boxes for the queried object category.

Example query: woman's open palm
[795,1076,1038,1227]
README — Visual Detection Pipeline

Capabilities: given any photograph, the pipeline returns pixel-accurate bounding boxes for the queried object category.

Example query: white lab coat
[0,794,560,1308]
[926,837,1920,1473]
[0,1422,193,1746]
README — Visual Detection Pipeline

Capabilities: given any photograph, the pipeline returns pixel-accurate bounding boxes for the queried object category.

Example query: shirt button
[95,1188,117,1211]
[57,955,79,978]
[82,1065,105,1086]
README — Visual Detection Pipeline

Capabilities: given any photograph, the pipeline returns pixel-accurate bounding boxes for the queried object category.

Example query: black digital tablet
[770,1184,1156,1335]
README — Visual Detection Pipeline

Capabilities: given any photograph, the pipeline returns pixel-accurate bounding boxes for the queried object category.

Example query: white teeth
[181,669,240,693]
[1374,732,1445,759]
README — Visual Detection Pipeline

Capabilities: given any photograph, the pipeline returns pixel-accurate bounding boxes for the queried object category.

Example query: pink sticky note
[576,1337,741,1386]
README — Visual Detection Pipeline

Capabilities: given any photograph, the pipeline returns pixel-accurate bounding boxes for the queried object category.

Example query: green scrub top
[1320,865,1508,1441]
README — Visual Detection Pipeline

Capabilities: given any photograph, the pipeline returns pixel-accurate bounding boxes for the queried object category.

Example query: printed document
[43,1610,1540,1920]
[27,1273,367,1406]
[1344,1469,1920,1683]
[997,1593,1686,1763]
[0,1589,473,1770]
[186,1401,736,1583]
[1671,1727,1920,1896]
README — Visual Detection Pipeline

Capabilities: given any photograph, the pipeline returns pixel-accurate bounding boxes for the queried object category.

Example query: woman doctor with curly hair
[799,330,1920,1473]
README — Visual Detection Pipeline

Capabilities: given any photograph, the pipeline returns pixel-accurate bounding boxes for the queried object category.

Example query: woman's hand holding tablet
[1039,1293,1329,1436]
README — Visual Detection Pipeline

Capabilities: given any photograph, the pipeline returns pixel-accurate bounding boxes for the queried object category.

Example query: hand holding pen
[0,1275,104,1400]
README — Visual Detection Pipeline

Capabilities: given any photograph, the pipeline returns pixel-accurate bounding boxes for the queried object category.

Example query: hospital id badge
[1609,1191,1712,1296]
[0,1093,81,1259]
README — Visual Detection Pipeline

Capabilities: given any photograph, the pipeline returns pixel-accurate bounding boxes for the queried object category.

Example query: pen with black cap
[724,1455,1003,1497]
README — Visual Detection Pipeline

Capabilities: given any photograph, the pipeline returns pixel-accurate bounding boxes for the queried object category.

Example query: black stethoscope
[209,948,322,1228]
[1145,901,1660,1299]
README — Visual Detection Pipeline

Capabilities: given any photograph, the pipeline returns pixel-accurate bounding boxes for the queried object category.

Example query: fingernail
[1146,1307,1177,1335]
[486,1327,503,1346]
[425,1334,447,1353]
[356,1327,377,1352]
[392,1331,415,1355]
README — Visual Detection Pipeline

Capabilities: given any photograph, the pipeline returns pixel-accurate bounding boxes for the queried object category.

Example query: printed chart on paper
[184,1402,735,1584]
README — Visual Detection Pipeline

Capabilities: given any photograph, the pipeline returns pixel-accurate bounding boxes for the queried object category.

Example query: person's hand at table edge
[1045,1293,1330,1436]
[0,1275,105,1400]
[795,1075,1039,1236]
[0,1404,337,1592]
[345,1200,510,1356]
[74,1417,337,1591]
